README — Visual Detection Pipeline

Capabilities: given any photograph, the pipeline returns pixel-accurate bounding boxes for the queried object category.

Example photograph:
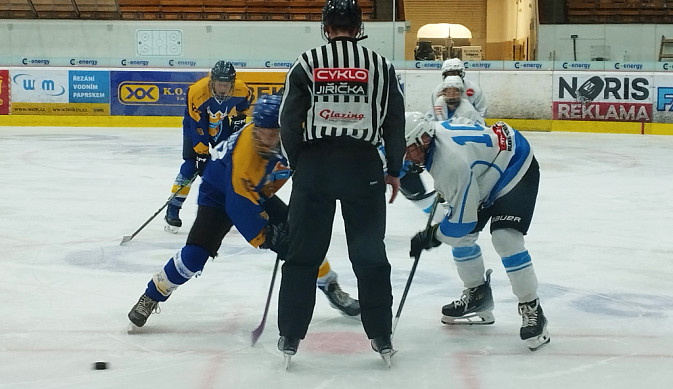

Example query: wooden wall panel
[403,0,487,60]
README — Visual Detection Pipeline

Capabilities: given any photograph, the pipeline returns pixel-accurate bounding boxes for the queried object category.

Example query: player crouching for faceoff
[128,94,360,330]
[404,112,550,351]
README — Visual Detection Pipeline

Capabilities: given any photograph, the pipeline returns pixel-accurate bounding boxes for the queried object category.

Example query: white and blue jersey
[426,121,533,240]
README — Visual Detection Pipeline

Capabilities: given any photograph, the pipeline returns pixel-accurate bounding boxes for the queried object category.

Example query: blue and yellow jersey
[183,77,254,155]
[200,124,288,247]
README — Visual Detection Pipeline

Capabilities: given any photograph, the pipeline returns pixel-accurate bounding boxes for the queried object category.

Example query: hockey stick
[251,255,281,346]
[391,194,441,337]
[119,172,198,245]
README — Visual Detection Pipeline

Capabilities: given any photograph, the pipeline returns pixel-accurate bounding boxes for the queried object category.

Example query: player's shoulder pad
[189,77,212,108]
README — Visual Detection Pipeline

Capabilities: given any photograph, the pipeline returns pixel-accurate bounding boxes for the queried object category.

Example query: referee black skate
[276,0,406,368]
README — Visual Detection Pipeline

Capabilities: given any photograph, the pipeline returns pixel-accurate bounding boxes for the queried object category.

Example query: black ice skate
[441,269,495,325]
[278,336,300,370]
[164,204,182,234]
[371,335,395,368]
[128,293,160,330]
[518,298,550,351]
[319,281,361,317]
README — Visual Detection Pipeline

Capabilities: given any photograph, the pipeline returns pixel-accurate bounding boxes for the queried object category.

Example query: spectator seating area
[566,0,673,23]
[0,0,376,21]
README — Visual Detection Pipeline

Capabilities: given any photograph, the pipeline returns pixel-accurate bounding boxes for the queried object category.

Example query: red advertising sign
[553,73,653,122]
[553,101,652,122]
[0,70,9,115]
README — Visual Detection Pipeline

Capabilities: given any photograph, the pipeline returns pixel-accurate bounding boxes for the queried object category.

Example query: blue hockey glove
[410,224,441,258]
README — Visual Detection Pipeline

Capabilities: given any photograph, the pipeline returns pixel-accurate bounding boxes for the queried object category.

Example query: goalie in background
[164,60,255,233]
[128,94,360,330]
[404,112,550,351]
[429,57,488,118]
[398,77,484,225]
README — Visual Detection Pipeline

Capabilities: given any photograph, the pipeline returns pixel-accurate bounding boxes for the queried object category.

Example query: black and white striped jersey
[279,36,406,176]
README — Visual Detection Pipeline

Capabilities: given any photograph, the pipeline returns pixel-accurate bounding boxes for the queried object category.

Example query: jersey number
[452,134,493,147]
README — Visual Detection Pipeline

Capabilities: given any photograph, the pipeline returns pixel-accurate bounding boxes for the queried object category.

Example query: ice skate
[128,293,160,328]
[319,281,361,318]
[518,298,550,351]
[278,336,300,370]
[441,269,495,325]
[164,204,182,233]
[371,335,395,368]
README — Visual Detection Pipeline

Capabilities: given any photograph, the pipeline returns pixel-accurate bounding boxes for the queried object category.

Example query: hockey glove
[262,162,291,198]
[260,221,289,259]
[195,154,210,176]
[410,224,442,258]
[230,114,247,133]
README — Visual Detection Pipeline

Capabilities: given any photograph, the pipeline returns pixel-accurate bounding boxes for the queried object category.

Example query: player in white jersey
[404,112,550,351]
[427,76,484,125]
[429,58,488,118]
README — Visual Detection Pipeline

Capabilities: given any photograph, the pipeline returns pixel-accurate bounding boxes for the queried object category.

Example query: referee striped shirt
[279,36,406,176]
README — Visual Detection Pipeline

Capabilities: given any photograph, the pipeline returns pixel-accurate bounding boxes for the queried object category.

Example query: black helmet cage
[321,0,364,40]
[210,60,236,101]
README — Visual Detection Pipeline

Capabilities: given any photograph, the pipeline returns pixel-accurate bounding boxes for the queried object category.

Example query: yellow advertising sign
[237,71,287,100]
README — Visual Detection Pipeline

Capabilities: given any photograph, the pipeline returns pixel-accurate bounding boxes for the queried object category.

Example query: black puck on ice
[92,361,109,370]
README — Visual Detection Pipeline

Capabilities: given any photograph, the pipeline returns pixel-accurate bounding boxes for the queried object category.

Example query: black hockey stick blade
[251,255,281,346]
[119,173,198,246]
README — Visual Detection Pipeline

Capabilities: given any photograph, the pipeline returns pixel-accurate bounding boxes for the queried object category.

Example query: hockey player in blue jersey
[165,60,255,233]
[128,94,360,329]
[404,112,550,351]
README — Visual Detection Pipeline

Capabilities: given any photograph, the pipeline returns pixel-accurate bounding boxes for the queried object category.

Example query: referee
[277,0,406,363]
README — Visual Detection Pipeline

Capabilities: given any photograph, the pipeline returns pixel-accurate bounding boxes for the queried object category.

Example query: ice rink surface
[1,125,672,389]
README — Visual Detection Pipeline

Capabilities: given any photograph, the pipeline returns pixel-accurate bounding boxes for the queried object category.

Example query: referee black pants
[278,140,393,340]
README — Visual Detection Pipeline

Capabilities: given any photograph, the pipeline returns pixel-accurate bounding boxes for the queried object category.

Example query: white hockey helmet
[441,58,466,79]
[440,75,465,93]
[405,111,435,147]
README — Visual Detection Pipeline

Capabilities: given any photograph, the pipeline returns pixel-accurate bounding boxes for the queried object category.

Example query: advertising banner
[110,70,207,116]
[652,74,673,123]
[0,70,9,115]
[236,71,286,100]
[10,69,110,115]
[110,70,287,116]
[552,73,653,122]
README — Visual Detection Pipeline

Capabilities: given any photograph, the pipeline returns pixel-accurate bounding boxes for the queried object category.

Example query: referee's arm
[381,66,406,178]
[279,65,312,168]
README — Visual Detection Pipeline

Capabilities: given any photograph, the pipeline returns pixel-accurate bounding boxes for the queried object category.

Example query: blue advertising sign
[110,70,207,116]
[69,70,109,103]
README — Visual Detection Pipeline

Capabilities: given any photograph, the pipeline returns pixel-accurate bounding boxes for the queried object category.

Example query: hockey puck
[92,361,109,370]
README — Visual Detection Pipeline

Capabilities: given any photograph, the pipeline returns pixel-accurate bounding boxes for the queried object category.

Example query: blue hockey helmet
[252,94,282,158]
[252,94,282,129]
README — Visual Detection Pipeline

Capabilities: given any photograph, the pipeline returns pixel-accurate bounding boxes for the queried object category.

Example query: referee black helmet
[322,0,363,38]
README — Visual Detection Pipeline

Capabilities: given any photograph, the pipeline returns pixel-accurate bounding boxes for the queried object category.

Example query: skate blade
[164,224,180,234]
[283,354,292,370]
[379,349,397,369]
[525,330,550,351]
[441,311,495,325]
[127,322,141,334]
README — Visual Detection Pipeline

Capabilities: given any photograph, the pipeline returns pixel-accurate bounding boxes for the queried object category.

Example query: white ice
[1,126,672,389]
